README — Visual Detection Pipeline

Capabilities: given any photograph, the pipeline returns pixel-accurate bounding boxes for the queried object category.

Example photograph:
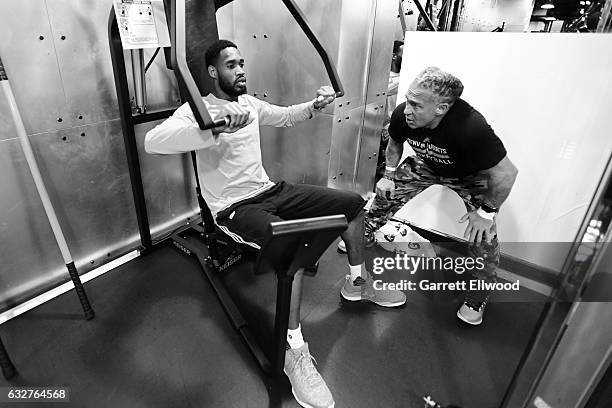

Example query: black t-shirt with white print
[388,98,507,178]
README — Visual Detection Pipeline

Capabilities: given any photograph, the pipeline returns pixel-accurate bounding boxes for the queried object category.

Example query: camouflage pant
[366,156,499,304]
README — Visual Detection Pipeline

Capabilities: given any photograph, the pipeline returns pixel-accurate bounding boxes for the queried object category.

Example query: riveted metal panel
[328,105,365,191]
[0,0,68,135]
[26,120,139,258]
[365,0,397,103]
[0,0,181,135]
[221,0,265,97]
[335,0,375,110]
[355,99,386,194]
[239,0,341,107]
[44,0,122,127]
[329,0,395,195]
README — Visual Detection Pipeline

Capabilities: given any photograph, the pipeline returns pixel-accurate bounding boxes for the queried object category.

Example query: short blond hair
[414,67,463,104]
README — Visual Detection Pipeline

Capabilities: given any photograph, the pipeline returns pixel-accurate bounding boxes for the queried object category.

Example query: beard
[219,74,247,98]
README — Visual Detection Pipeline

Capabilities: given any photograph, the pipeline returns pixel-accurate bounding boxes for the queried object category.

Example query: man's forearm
[482,169,517,208]
[256,99,315,127]
[384,139,403,175]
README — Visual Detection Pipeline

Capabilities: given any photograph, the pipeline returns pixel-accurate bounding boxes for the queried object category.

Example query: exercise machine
[109,0,347,376]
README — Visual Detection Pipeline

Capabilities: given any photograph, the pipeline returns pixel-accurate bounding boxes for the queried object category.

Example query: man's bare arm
[384,138,404,175]
[479,155,518,208]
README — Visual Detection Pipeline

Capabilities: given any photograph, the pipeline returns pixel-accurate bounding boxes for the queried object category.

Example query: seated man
[367,67,518,326]
[144,39,405,408]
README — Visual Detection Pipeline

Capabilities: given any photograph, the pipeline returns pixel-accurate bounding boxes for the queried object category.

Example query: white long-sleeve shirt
[145,93,316,217]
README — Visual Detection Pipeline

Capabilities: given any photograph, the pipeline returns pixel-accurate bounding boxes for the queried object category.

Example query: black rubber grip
[0,337,16,379]
[212,118,228,128]
[0,57,7,81]
[66,262,95,320]
[202,117,228,130]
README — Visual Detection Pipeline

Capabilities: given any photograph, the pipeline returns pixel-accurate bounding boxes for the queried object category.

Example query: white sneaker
[284,343,334,408]
[456,300,487,325]
[340,274,406,307]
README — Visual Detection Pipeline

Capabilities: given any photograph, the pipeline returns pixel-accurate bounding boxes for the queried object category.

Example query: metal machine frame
[108,0,347,376]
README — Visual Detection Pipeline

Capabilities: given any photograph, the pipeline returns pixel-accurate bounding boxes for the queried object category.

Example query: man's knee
[343,191,366,223]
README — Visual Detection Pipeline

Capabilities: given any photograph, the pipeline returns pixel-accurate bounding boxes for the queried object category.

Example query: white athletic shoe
[457,300,487,325]
[284,343,335,408]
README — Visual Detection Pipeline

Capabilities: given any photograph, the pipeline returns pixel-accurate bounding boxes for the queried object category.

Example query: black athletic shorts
[215,181,366,249]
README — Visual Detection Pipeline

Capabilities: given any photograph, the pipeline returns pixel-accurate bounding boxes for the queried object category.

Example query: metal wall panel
[0,0,192,309]
[261,114,335,186]
[225,0,342,107]
[26,121,139,260]
[355,100,386,194]
[364,0,397,103]
[330,0,396,196]
[328,105,366,190]
[0,138,66,308]
[0,0,68,134]
[355,0,397,195]
[327,0,374,192]
[45,0,122,127]
[335,0,375,110]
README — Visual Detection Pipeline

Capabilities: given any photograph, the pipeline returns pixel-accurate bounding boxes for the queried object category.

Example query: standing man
[145,40,405,408]
[368,66,518,326]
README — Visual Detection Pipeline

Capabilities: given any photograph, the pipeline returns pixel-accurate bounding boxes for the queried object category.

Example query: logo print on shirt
[407,139,454,165]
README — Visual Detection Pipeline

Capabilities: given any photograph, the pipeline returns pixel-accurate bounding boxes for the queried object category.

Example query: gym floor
[0,240,546,408]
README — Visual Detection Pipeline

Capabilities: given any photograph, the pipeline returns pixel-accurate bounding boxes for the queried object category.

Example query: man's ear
[207,65,217,79]
[436,102,450,115]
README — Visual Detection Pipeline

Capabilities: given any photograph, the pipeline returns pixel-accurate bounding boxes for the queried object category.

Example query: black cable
[144,47,161,73]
